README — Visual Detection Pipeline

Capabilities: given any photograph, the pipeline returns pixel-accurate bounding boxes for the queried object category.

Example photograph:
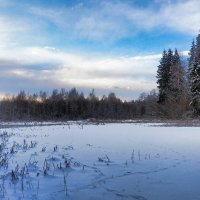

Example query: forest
[0,33,200,121]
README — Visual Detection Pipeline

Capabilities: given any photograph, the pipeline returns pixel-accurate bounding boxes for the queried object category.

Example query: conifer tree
[189,34,200,115]
[169,49,185,99]
[157,50,171,103]
[187,41,196,97]
[157,49,187,117]
[188,40,196,74]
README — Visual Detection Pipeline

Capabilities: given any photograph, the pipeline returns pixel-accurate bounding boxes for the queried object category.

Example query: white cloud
[28,0,200,41]
[0,46,160,95]
[160,0,200,34]
[0,15,32,49]
[105,0,200,35]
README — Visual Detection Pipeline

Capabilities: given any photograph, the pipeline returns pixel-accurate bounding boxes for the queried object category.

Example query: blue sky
[0,0,199,99]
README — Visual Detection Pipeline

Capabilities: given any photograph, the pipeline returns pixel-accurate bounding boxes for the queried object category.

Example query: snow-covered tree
[169,49,185,99]
[157,49,187,117]
[189,34,200,115]
[188,41,196,73]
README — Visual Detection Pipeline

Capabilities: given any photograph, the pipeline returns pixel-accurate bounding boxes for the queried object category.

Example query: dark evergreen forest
[0,88,157,120]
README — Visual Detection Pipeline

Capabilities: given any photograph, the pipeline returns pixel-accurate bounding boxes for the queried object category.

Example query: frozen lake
[0,122,200,200]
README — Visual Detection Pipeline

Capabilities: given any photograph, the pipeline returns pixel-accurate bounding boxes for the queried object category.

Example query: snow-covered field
[0,122,200,200]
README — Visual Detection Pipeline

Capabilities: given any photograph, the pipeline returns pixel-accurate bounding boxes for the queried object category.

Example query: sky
[0,0,199,100]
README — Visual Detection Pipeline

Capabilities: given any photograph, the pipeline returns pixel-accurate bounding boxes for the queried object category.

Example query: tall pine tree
[169,49,185,100]
[187,41,196,98]
[157,50,171,103]
[188,40,196,74]
[189,34,200,115]
[157,49,187,118]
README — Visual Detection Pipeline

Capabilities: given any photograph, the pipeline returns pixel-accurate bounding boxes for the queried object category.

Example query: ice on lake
[0,122,200,200]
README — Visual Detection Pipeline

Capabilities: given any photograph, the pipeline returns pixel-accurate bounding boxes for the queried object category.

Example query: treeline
[1,33,200,121]
[0,89,157,120]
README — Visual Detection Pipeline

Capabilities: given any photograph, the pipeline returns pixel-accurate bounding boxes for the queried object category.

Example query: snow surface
[0,123,200,200]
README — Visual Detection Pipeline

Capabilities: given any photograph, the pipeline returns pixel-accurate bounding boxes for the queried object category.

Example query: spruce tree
[168,49,188,117]
[188,40,196,74]
[157,50,170,103]
[187,41,196,97]
[189,34,200,115]
[157,49,187,117]
[169,49,185,100]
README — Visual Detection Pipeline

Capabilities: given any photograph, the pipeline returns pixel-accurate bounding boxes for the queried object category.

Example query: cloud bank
[0,47,160,99]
